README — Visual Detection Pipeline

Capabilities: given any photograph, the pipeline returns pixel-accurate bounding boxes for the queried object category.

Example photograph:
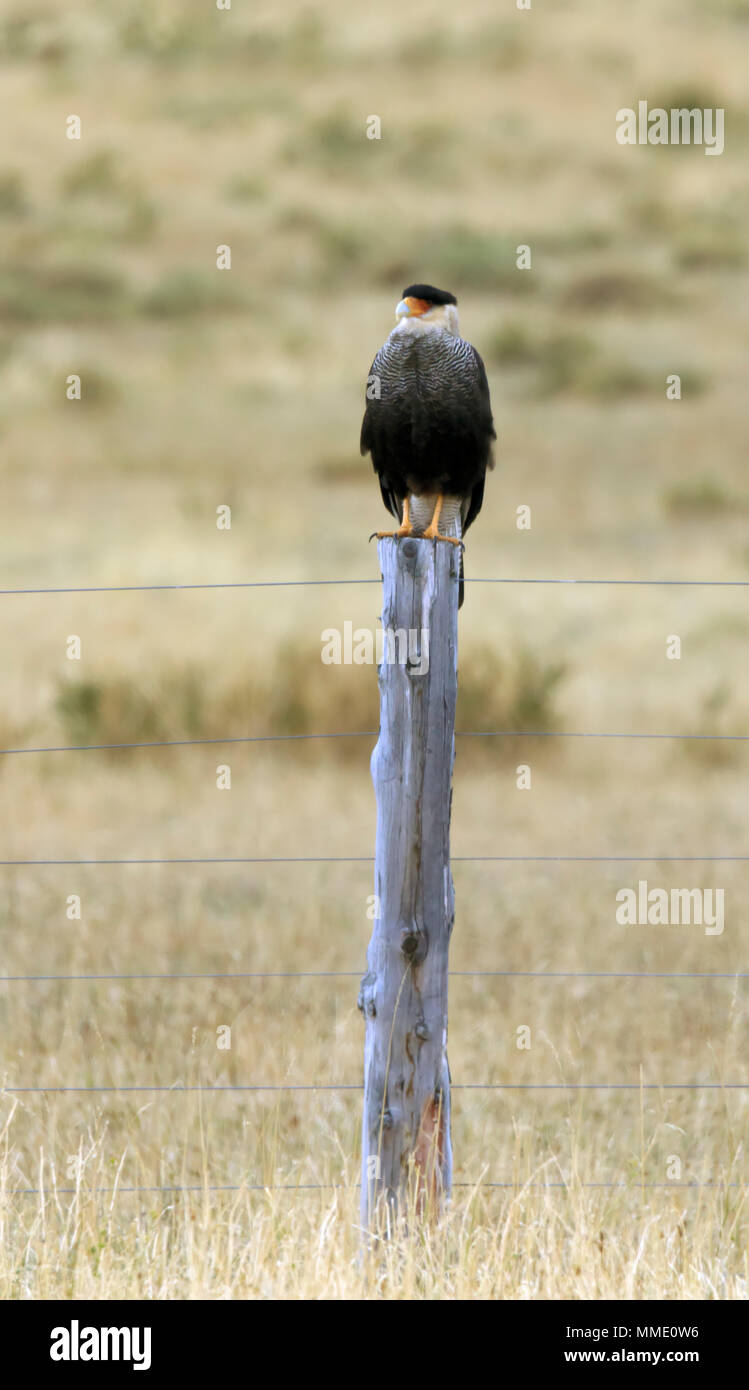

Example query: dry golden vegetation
[0,0,748,1298]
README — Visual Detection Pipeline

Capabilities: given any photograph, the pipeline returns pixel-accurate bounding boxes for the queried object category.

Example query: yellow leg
[422,494,462,546]
[372,496,414,539]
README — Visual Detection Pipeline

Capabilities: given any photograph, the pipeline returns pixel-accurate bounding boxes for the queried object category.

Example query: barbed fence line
[1,855,747,864]
[2,568,746,1203]
[3,969,746,981]
[3,574,749,596]
[2,1182,743,1198]
[2,727,749,757]
[3,1082,749,1093]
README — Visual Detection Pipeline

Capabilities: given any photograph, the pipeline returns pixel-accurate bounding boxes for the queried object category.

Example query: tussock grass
[141,270,244,319]
[0,263,131,323]
[50,643,566,759]
[664,478,746,517]
[487,323,655,398]
[0,172,27,216]
[561,269,677,313]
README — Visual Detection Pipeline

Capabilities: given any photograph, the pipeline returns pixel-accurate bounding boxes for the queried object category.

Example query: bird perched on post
[360,284,495,606]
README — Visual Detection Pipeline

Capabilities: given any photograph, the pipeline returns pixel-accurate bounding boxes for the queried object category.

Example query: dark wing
[360,347,403,522]
[461,474,485,535]
[377,482,403,523]
[460,346,495,535]
[359,358,377,458]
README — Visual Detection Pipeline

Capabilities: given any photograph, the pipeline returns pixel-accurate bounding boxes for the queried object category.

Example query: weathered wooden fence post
[359,535,460,1228]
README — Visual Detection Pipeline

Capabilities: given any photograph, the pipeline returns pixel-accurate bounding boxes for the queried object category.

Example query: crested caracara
[360,284,495,605]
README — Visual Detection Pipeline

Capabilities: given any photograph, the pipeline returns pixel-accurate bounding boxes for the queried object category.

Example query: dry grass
[2,1162,745,1300]
[1,0,748,1298]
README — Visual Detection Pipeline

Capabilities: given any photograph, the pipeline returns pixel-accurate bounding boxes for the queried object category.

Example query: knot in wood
[400,925,427,963]
[400,539,418,562]
[415,1021,429,1041]
[357,971,377,1018]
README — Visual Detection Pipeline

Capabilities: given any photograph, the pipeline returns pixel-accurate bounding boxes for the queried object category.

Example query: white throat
[393,304,460,339]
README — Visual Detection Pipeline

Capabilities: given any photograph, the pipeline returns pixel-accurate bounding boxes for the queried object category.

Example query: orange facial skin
[403,296,431,316]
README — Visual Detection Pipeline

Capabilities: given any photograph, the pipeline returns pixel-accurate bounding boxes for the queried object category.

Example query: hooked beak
[395,296,429,320]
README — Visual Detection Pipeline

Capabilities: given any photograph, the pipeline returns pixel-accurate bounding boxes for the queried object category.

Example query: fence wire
[2,569,746,1203]
[2,727,749,757]
[3,574,749,596]
[2,970,746,981]
[1,855,747,865]
[1,1182,743,1197]
[4,1082,747,1093]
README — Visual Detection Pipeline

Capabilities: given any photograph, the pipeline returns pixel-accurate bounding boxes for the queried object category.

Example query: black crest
[402,284,458,306]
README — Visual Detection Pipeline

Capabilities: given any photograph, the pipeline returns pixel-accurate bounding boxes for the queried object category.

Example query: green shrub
[141,270,242,318]
[664,478,742,517]
[0,263,130,322]
[0,171,27,215]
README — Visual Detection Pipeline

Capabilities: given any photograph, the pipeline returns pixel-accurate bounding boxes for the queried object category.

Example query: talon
[423,528,462,546]
[371,497,414,541]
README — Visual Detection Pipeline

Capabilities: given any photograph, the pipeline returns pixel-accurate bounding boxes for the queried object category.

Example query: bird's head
[394,284,459,337]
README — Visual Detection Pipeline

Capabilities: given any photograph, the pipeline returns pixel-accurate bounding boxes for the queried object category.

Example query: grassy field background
[1,0,748,1297]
